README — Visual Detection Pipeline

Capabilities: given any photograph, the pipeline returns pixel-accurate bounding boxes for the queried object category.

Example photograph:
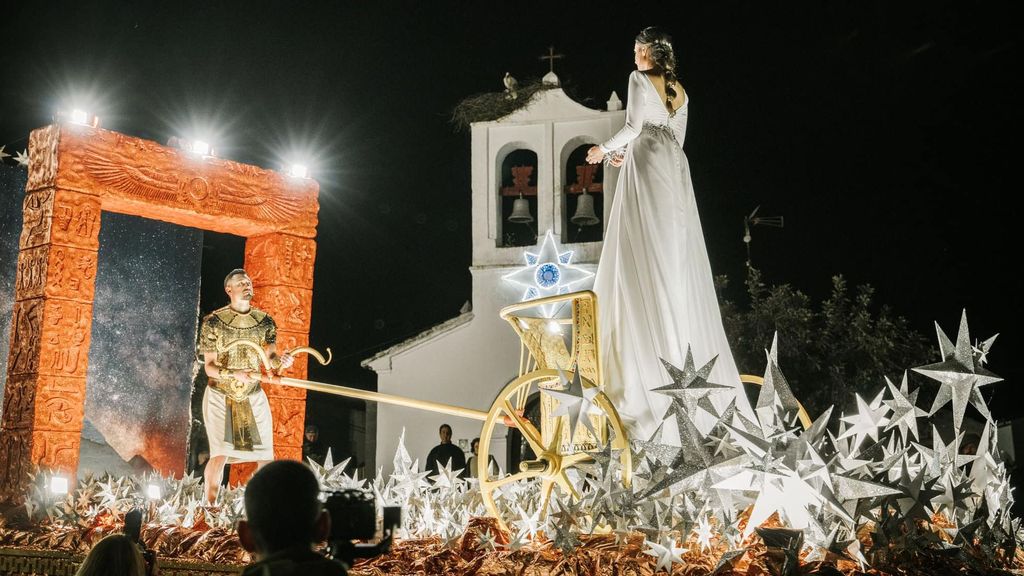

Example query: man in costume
[199,268,293,503]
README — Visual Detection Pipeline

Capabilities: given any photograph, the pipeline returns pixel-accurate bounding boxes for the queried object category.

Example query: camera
[124,509,157,576]
[322,490,401,567]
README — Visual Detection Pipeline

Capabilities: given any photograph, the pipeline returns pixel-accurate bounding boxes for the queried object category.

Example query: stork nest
[451,78,587,131]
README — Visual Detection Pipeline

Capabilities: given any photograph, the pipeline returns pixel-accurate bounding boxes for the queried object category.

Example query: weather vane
[743,205,784,268]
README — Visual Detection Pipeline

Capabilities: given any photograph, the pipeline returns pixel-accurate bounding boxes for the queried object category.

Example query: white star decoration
[644,535,688,572]
[503,229,594,313]
[838,390,891,450]
[14,149,29,166]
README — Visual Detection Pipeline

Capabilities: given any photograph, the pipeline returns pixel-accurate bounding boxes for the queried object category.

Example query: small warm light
[190,140,211,156]
[50,476,69,495]
[289,164,309,179]
[547,320,562,334]
[146,483,162,500]
[70,109,89,125]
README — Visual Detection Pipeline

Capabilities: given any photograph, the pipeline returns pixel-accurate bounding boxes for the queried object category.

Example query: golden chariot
[235,290,809,533]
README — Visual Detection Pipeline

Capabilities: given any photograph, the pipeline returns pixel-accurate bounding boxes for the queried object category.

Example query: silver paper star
[913,311,1002,430]
[546,368,602,440]
[652,348,732,404]
[883,373,927,443]
[755,334,803,435]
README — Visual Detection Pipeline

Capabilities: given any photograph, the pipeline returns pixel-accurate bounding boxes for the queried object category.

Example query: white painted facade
[363,76,625,476]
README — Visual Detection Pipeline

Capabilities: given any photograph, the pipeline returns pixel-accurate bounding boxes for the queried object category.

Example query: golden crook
[219,340,332,375]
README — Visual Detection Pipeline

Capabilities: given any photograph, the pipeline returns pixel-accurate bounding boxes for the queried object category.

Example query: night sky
[1,2,1021,450]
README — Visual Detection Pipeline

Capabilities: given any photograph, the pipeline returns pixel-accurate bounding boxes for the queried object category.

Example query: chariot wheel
[477,368,631,534]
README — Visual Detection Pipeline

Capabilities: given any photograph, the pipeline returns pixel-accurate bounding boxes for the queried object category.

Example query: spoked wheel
[477,368,631,534]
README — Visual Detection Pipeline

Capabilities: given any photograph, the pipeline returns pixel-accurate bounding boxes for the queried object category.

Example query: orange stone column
[228,233,317,484]
[0,130,102,502]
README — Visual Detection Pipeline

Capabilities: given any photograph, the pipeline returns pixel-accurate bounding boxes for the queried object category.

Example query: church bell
[570,190,600,226]
[508,195,534,223]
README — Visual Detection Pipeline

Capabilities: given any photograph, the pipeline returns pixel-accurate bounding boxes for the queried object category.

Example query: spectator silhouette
[424,423,467,480]
[75,534,148,576]
[238,460,346,576]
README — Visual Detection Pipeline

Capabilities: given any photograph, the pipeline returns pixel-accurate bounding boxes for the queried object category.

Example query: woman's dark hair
[75,534,146,576]
[635,27,679,111]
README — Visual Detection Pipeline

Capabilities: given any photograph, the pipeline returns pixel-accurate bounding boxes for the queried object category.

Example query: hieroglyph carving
[245,235,317,288]
[8,300,43,376]
[20,189,102,250]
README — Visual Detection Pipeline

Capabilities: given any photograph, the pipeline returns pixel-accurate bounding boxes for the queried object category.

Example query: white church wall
[373,268,524,477]
[371,81,622,477]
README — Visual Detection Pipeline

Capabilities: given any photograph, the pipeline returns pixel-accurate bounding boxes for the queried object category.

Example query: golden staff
[219,339,489,422]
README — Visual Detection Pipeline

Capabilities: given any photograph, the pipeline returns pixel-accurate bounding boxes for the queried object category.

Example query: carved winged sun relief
[83,151,306,223]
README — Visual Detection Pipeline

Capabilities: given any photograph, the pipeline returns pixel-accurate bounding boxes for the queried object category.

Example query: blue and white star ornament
[503,229,594,304]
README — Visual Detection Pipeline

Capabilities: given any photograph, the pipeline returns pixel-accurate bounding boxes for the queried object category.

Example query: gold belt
[209,377,263,451]
[209,377,261,402]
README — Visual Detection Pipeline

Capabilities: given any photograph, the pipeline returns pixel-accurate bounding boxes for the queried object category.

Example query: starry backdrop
[1,1,1022,472]
[0,167,27,395]
[83,212,202,476]
[0,173,203,477]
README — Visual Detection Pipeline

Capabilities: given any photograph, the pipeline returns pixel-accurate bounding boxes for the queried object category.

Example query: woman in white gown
[586,28,753,441]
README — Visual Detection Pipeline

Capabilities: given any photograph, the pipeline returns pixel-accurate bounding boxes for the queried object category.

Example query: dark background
[2,2,1020,464]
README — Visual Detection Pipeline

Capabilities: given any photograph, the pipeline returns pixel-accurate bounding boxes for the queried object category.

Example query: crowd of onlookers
[74,460,347,576]
[74,422,499,576]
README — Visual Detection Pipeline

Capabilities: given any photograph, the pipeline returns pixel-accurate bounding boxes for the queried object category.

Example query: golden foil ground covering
[348,518,1022,576]
[0,505,248,573]
[1,516,1022,576]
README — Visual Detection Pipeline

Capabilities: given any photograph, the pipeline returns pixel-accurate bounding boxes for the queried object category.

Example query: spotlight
[190,140,211,156]
[50,476,69,495]
[146,483,162,500]
[547,320,562,334]
[55,108,99,128]
[288,163,309,179]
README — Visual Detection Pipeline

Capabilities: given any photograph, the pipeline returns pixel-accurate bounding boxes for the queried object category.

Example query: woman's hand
[585,145,605,164]
[608,152,625,167]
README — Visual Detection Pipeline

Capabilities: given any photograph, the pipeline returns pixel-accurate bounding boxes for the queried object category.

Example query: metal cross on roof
[540,46,564,74]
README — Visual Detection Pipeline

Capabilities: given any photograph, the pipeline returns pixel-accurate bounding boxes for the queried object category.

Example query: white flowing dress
[594,71,754,441]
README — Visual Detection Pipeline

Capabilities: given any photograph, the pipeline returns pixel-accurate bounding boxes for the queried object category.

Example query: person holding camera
[238,460,347,576]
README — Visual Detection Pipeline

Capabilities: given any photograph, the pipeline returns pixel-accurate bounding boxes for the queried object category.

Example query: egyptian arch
[0,123,320,502]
